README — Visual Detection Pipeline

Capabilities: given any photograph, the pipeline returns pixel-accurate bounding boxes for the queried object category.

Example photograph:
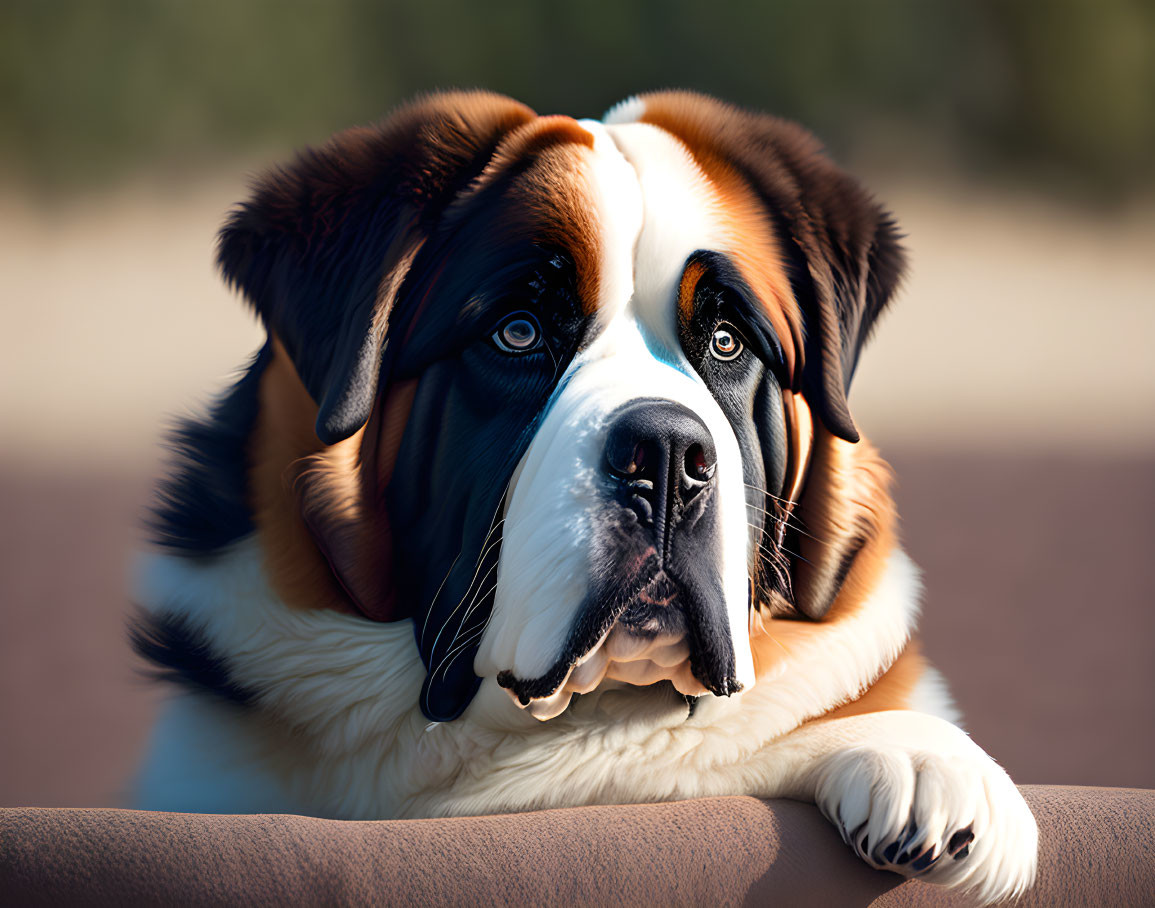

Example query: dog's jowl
[131,91,1037,903]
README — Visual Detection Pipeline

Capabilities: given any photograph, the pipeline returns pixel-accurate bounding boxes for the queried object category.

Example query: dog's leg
[755,710,1037,904]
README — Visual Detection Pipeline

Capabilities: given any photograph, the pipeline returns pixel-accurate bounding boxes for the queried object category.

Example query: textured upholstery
[2,786,1151,906]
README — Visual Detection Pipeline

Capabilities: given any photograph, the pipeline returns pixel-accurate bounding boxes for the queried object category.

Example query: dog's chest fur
[134,538,933,819]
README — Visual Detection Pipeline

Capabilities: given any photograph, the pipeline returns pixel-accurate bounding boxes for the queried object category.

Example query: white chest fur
[134,538,924,819]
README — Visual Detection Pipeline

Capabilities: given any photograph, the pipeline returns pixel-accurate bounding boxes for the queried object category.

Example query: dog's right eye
[492,312,543,354]
[709,322,745,362]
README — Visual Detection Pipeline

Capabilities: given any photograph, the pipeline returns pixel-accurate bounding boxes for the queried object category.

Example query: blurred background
[1,0,1152,808]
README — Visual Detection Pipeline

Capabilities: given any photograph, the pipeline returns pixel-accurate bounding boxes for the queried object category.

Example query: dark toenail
[882,841,900,862]
[911,849,939,872]
[953,843,970,861]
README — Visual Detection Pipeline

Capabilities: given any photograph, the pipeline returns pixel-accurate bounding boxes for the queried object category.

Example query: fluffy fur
[134,91,1037,904]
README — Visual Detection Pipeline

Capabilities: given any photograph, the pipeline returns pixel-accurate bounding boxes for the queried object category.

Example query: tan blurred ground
[0,175,1152,807]
[2,176,1154,464]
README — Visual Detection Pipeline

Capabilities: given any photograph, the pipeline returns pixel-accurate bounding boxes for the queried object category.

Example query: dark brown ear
[217,91,536,444]
[227,93,536,623]
[635,91,906,443]
[634,92,906,620]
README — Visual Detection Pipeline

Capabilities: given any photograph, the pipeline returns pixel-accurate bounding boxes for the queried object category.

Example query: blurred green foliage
[1,0,1151,195]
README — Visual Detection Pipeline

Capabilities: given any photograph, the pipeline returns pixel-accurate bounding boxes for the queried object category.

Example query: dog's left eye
[709,323,744,361]
[492,312,543,354]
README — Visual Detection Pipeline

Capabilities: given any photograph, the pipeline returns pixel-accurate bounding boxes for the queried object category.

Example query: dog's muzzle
[497,398,744,720]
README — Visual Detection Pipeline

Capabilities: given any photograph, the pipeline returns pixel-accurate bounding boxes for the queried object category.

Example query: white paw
[813,736,1038,904]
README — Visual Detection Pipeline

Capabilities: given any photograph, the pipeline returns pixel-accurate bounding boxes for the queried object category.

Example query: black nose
[604,399,717,544]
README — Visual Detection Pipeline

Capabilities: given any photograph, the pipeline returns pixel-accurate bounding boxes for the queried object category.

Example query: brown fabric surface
[2,786,1152,907]
[0,796,895,907]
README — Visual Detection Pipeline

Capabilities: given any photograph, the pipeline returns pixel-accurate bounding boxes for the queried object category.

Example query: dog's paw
[813,737,1037,904]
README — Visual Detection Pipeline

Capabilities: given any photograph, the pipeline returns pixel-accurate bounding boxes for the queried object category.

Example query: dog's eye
[492,312,542,354]
[709,323,744,361]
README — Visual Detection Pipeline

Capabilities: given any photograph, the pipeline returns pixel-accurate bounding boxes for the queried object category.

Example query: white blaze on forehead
[603,121,731,356]
[602,94,646,126]
[605,120,755,692]
[572,120,643,328]
[474,115,756,694]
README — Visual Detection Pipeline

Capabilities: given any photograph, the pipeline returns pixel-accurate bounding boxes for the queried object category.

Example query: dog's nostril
[607,437,646,479]
[685,444,715,482]
[627,443,646,475]
[609,439,659,481]
[603,399,716,527]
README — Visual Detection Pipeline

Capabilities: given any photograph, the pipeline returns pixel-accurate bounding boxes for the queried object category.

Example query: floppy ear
[634,92,906,620]
[221,93,536,625]
[732,115,906,617]
[732,116,906,617]
[634,91,906,443]
[217,91,536,444]
[764,141,906,445]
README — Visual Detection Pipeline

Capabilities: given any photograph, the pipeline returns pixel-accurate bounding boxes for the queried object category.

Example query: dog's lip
[500,621,707,721]
[493,560,750,720]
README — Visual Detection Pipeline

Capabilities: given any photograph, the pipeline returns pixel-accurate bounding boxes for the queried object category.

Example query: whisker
[748,534,791,573]
[420,552,462,648]
[435,610,495,681]
[744,482,798,506]
[777,542,813,566]
[455,559,501,630]
[435,626,485,681]
[755,545,797,580]
[426,580,501,697]
[745,501,833,547]
[420,477,509,716]
[422,488,509,646]
[543,339,563,384]
[753,542,787,565]
[755,559,794,607]
[747,523,814,566]
[424,487,509,657]
[435,541,503,661]
[744,484,824,520]
[418,507,509,650]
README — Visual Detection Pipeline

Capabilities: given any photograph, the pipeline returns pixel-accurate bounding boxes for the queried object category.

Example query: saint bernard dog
[132,91,1037,902]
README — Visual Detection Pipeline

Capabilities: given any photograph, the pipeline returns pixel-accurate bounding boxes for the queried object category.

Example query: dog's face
[217,92,904,722]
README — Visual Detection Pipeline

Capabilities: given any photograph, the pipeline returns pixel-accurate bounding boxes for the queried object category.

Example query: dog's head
[217,91,905,722]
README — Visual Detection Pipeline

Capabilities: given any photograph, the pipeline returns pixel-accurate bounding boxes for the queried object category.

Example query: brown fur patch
[250,343,422,619]
[449,116,603,315]
[793,424,896,621]
[749,423,898,681]
[249,338,355,615]
[676,256,710,327]
[824,640,929,718]
[781,391,814,524]
[364,379,418,493]
[639,94,803,380]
